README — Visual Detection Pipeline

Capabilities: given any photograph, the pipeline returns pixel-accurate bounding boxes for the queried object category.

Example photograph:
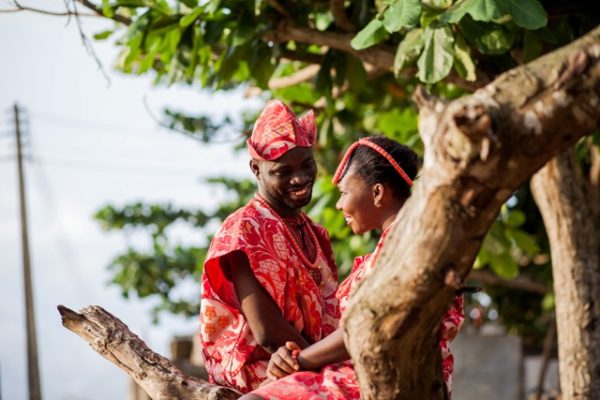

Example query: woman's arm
[296,327,348,370]
[226,250,310,353]
[268,327,349,378]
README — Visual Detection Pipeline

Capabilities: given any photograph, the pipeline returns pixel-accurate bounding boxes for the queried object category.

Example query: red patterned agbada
[251,226,465,399]
[199,196,340,393]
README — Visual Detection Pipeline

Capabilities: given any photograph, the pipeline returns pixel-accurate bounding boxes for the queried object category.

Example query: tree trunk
[531,151,600,399]
[58,305,240,400]
[343,25,600,399]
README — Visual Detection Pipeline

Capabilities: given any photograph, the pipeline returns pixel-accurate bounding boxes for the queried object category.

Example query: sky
[0,2,260,399]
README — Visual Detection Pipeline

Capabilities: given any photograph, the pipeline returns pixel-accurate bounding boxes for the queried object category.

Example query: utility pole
[15,103,42,400]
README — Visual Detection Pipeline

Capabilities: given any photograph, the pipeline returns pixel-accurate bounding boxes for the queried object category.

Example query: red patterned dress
[251,227,465,399]
[199,196,340,393]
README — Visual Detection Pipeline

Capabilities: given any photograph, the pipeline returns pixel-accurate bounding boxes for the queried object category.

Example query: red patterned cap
[247,100,316,161]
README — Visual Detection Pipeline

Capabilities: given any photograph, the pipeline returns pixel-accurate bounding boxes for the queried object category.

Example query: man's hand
[266,341,301,380]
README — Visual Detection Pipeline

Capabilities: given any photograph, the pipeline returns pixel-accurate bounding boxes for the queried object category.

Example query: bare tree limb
[264,24,490,90]
[0,2,94,17]
[58,305,241,400]
[245,65,321,96]
[467,269,548,295]
[77,0,132,25]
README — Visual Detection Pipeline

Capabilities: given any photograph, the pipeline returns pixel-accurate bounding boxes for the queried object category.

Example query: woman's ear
[249,159,261,179]
[372,183,385,208]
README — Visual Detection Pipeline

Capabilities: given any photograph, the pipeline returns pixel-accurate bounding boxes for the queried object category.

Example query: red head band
[332,138,414,186]
[247,100,316,161]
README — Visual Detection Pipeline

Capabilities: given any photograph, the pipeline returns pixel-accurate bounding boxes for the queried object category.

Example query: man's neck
[256,192,301,218]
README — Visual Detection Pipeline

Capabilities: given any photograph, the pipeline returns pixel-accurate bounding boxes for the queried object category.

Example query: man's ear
[372,183,384,208]
[249,159,261,179]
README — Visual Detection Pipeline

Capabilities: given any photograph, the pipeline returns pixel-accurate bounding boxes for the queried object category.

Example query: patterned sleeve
[441,294,465,342]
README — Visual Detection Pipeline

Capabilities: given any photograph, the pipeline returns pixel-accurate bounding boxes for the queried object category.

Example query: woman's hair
[344,136,419,200]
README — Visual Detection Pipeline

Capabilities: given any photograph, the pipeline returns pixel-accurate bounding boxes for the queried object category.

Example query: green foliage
[89,0,599,347]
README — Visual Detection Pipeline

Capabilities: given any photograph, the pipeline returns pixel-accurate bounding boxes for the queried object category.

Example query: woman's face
[335,170,378,235]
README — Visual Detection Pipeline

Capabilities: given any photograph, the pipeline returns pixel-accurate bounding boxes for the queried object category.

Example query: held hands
[266,341,301,380]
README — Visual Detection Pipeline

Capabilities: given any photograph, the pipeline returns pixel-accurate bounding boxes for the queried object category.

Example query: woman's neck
[380,198,406,231]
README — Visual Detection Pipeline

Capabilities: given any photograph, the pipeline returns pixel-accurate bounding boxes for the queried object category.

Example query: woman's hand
[266,341,301,379]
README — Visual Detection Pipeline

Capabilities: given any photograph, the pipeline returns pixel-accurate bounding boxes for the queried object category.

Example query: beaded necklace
[254,194,323,285]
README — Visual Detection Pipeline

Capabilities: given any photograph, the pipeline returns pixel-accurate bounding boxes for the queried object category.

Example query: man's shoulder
[217,200,269,233]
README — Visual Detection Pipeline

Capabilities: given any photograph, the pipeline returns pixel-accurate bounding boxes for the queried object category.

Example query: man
[199,100,339,393]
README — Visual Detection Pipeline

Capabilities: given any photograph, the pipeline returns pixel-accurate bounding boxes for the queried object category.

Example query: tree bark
[531,151,600,399]
[58,305,240,400]
[343,25,600,399]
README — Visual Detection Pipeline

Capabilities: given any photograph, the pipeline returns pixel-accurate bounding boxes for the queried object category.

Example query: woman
[241,136,464,399]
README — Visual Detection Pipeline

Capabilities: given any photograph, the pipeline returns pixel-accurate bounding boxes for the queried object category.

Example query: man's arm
[225,250,310,352]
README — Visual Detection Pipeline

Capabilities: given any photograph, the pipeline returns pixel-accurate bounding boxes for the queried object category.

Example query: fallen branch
[58,305,240,400]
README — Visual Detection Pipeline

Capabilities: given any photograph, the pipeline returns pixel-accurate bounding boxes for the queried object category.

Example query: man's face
[251,147,317,215]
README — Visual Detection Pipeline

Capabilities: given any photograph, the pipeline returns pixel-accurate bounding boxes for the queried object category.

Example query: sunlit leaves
[382,0,421,33]
[453,34,476,81]
[438,0,502,24]
[393,28,424,76]
[350,19,388,50]
[179,6,203,27]
[417,26,454,83]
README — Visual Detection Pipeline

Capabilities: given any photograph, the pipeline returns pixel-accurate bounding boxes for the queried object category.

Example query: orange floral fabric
[199,197,339,393]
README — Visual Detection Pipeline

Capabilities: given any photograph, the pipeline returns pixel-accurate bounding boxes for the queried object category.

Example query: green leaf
[393,28,424,76]
[422,0,452,8]
[101,0,114,18]
[179,0,198,7]
[542,292,555,311]
[497,0,547,30]
[504,209,525,228]
[453,34,476,81]
[508,230,540,257]
[93,29,114,40]
[232,12,255,46]
[439,0,502,24]
[346,55,367,91]
[179,7,203,28]
[249,44,275,89]
[382,0,421,33]
[417,26,454,83]
[351,19,388,50]
[460,17,515,55]
[489,252,519,279]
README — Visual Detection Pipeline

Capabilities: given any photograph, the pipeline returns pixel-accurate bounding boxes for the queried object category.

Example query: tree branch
[344,24,600,399]
[264,24,489,90]
[467,269,548,295]
[58,305,241,400]
[4,1,96,17]
[77,0,132,25]
[330,0,354,32]
[245,65,320,96]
